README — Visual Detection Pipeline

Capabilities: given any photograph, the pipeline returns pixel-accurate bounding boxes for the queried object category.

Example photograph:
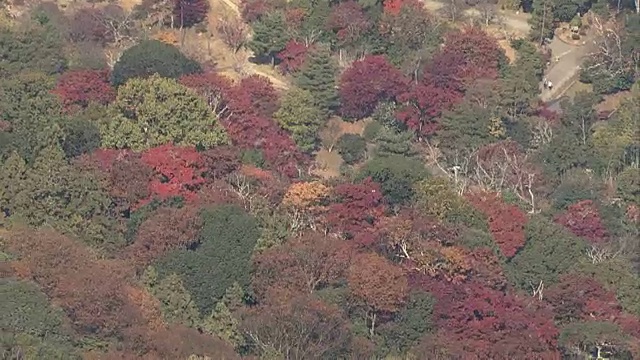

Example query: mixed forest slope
[0,0,639,358]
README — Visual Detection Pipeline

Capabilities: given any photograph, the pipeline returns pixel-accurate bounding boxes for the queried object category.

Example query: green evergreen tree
[201,302,243,348]
[374,127,417,158]
[247,11,289,64]
[274,88,325,153]
[111,40,201,87]
[150,273,201,327]
[0,147,122,250]
[529,0,555,44]
[295,44,338,113]
[103,74,228,150]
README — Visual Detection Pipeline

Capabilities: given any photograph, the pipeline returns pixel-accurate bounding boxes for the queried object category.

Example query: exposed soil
[312,117,371,179]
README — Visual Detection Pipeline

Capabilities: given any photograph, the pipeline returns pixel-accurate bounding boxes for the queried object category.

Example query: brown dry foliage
[252,232,353,298]
[282,181,330,210]
[5,227,143,339]
[125,206,203,266]
[347,252,407,314]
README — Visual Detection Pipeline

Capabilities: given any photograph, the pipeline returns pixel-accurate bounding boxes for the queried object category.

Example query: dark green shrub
[336,133,366,165]
[111,40,201,86]
[156,204,260,314]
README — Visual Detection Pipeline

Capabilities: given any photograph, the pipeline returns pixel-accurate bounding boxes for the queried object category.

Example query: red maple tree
[173,0,209,28]
[396,50,465,135]
[467,192,527,259]
[339,55,407,119]
[181,71,307,178]
[52,69,115,111]
[277,40,311,74]
[382,0,422,14]
[237,75,280,117]
[440,26,504,80]
[326,178,386,238]
[555,200,609,245]
[396,80,462,136]
[545,274,621,324]
[140,144,206,203]
[326,1,371,48]
[428,279,560,358]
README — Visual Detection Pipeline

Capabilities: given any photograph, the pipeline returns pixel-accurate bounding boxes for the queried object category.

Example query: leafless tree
[441,0,466,22]
[586,17,639,79]
[476,0,498,26]
[217,18,247,53]
[319,119,343,153]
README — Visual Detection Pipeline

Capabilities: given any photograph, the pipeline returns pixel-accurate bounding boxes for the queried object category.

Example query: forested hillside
[0,0,638,358]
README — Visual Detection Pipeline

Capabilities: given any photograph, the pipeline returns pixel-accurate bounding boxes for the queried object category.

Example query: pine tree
[295,44,339,113]
[247,11,289,64]
[529,0,555,44]
[201,284,245,347]
[151,274,201,327]
[274,88,326,153]
[374,127,418,158]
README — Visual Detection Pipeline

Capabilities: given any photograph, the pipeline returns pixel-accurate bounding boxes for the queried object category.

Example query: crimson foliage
[140,144,205,203]
[545,274,621,324]
[440,27,504,80]
[327,178,385,238]
[326,1,371,48]
[237,75,280,117]
[339,55,407,119]
[467,192,527,259]
[52,69,115,111]
[181,71,307,178]
[429,279,560,358]
[173,0,209,28]
[396,50,465,135]
[276,40,310,74]
[555,200,609,245]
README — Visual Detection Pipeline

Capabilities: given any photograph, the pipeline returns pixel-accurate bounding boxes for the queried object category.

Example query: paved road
[540,33,597,102]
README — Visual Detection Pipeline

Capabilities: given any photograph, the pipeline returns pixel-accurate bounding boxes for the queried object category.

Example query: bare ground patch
[312,117,371,179]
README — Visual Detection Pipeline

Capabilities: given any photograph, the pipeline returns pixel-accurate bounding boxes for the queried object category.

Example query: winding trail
[209,0,290,90]
[540,31,597,102]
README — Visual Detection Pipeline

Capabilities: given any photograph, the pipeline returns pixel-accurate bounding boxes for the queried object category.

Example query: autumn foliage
[141,144,206,203]
[397,54,465,135]
[6,228,142,339]
[468,192,527,258]
[126,206,203,266]
[382,0,422,14]
[440,27,504,80]
[430,280,560,358]
[253,233,352,296]
[326,178,385,238]
[339,55,407,119]
[52,69,115,111]
[326,1,371,48]
[173,0,209,28]
[555,200,609,245]
[545,275,621,324]
[180,71,307,178]
[277,40,310,74]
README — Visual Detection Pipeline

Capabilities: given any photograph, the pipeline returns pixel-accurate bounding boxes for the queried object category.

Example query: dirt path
[216,0,240,16]
[208,0,290,90]
[421,0,531,36]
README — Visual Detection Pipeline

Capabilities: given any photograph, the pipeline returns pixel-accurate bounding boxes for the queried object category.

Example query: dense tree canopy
[1,0,639,358]
[111,40,202,86]
[101,75,228,150]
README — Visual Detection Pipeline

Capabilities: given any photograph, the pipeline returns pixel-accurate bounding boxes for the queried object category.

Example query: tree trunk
[368,312,376,337]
